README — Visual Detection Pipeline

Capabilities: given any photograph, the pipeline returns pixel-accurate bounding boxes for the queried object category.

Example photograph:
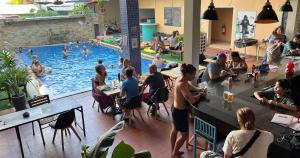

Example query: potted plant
[0,50,30,111]
[82,121,152,158]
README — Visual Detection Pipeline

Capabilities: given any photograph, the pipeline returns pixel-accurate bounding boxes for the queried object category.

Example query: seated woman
[31,60,45,77]
[254,79,297,111]
[200,107,274,158]
[120,59,138,81]
[151,36,165,53]
[266,38,283,65]
[226,51,247,72]
[283,34,300,56]
[94,64,107,88]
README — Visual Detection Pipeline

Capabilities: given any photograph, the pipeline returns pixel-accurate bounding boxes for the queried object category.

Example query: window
[164,7,181,27]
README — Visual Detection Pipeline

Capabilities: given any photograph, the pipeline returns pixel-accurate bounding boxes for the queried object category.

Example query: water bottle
[253,71,259,88]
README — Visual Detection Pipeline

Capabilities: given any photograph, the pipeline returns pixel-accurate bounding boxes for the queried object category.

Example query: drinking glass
[227,92,234,103]
[223,91,229,101]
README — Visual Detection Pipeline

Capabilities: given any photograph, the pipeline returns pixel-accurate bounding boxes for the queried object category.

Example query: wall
[94,0,121,35]
[138,0,299,56]
[0,15,98,48]
[139,0,184,34]
[211,8,233,43]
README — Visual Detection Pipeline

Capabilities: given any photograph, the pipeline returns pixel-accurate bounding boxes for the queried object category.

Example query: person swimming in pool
[82,46,89,56]
[62,47,69,58]
[31,60,46,77]
[76,41,80,48]
[27,49,33,56]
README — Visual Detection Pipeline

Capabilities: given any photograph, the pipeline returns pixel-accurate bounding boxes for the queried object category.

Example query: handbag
[289,131,300,151]
[231,130,261,158]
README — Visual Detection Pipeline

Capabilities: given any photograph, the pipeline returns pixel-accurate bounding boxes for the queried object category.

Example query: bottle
[228,77,233,91]
[285,60,294,79]
[252,64,256,74]
[253,71,259,88]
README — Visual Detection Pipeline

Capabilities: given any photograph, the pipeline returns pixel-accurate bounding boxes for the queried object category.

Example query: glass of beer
[223,91,229,101]
[227,92,234,103]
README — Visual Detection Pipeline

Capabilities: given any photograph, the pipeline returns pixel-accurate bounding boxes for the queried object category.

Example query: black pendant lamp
[255,0,278,24]
[202,0,218,20]
[53,0,63,5]
[281,0,293,12]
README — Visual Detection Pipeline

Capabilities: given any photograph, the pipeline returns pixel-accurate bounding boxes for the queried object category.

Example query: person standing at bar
[170,64,206,158]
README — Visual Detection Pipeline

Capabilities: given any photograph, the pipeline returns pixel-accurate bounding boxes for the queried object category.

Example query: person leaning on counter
[253,79,297,111]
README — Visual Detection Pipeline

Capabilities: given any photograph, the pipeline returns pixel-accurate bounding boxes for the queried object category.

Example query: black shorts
[171,106,188,132]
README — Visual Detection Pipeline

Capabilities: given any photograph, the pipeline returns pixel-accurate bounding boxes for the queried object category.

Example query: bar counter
[194,61,300,158]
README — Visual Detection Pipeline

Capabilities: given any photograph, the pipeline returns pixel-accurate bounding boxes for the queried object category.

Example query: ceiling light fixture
[255,0,278,24]
[202,0,218,20]
[280,0,293,12]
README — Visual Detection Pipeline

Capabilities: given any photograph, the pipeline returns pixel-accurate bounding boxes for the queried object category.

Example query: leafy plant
[176,34,184,42]
[0,50,30,97]
[82,121,152,158]
[96,0,104,6]
[72,3,94,16]
[35,9,59,17]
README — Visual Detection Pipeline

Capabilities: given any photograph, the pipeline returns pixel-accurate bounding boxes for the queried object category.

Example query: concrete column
[285,0,300,39]
[119,0,141,74]
[183,0,201,67]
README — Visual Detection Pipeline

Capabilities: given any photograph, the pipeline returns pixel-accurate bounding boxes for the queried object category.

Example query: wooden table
[161,65,206,79]
[0,98,85,158]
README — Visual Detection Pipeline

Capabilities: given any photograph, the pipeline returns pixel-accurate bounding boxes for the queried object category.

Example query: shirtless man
[170,64,206,158]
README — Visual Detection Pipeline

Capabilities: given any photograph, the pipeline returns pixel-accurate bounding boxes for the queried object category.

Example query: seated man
[142,64,166,113]
[202,53,233,82]
[152,53,165,69]
[120,58,138,81]
[254,79,297,111]
[283,34,300,56]
[119,68,140,119]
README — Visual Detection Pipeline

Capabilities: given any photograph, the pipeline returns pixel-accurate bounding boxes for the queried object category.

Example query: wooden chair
[49,109,81,151]
[28,94,56,145]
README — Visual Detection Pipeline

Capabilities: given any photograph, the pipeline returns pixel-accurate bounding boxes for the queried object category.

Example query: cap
[156,53,160,58]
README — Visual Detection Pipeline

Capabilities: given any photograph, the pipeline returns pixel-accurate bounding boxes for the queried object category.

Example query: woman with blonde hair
[201,107,273,158]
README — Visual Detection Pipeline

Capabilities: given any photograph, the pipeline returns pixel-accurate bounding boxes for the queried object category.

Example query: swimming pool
[18,43,152,98]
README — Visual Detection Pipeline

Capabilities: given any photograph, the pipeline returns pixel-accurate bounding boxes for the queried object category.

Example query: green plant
[35,9,59,17]
[176,34,184,42]
[82,121,152,158]
[96,0,104,5]
[0,50,30,97]
[72,3,94,16]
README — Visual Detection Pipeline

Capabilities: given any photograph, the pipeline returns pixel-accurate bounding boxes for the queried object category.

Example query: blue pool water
[18,43,152,98]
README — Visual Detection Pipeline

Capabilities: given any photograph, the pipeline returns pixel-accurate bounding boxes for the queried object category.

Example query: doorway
[94,24,100,38]
[210,8,233,49]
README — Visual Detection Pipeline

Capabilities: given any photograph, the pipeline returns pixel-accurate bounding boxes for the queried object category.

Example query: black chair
[147,87,169,118]
[49,109,81,151]
[28,94,56,145]
[122,94,144,125]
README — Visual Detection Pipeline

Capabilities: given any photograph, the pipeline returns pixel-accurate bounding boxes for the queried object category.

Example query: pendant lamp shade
[281,0,293,12]
[255,0,278,24]
[53,0,63,5]
[202,0,218,20]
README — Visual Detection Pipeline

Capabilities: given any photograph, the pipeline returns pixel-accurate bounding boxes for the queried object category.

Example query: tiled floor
[0,51,261,158]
